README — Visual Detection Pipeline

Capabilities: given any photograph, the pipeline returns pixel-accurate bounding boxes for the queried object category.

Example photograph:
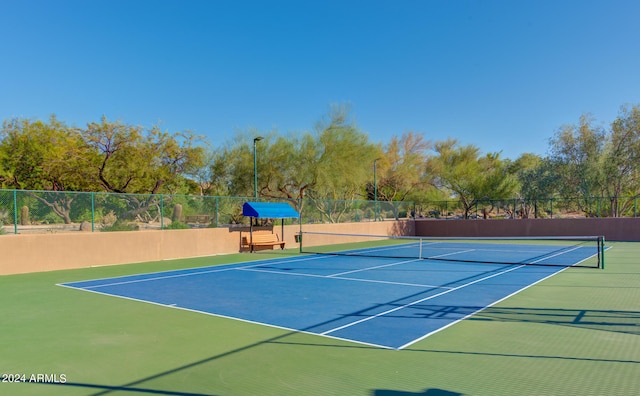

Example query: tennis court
[60,235,604,350]
[3,239,638,396]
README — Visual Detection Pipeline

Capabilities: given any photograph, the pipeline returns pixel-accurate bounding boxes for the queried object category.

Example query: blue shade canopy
[242,202,300,219]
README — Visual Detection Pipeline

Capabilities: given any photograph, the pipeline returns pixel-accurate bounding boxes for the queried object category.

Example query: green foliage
[0,116,97,192]
[0,116,205,224]
[165,221,190,229]
[372,131,431,203]
[549,115,605,202]
[207,106,381,217]
[100,220,139,232]
[547,107,640,216]
[0,209,9,234]
[602,105,640,215]
[1,103,640,219]
[84,116,205,195]
[312,106,380,201]
[424,139,518,218]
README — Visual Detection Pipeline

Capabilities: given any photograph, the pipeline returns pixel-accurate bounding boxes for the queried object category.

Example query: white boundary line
[328,258,422,277]
[529,245,581,264]
[60,254,332,289]
[396,247,604,349]
[237,266,452,289]
[56,283,396,350]
[320,264,527,338]
[63,253,454,291]
[397,265,569,349]
[57,243,605,350]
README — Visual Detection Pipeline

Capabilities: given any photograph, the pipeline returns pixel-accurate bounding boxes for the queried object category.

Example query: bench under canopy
[242,202,300,251]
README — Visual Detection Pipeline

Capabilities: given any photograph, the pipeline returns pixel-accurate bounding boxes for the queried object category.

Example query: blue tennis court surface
[60,242,601,350]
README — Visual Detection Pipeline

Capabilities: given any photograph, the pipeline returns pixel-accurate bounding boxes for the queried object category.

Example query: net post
[599,236,605,269]
[298,208,303,254]
[419,237,423,259]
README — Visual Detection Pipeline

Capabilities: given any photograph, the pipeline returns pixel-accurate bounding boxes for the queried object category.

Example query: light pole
[253,136,263,199]
[374,157,381,221]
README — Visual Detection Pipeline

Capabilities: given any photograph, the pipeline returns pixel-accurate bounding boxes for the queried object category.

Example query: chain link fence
[6,189,636,235]
[416,196,640,219]
[0,189,415,234]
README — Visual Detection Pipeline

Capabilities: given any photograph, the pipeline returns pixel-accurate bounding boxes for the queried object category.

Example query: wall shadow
[36,302,640,395]
[399,304,640,336]
[391,219,415,237]
[373,388,463,396]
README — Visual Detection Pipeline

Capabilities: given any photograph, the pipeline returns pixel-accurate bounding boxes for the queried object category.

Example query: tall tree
[83,116,205,222]
[84,116,204,195]
[311,107,379,200]
[208,106,379,222]
[425,139,517,218]
[0,116,97,223]
[425,139,478,218]
[307,107,379,222]
[548,114,606,216]
[510,154,560,218]
[260,133,318,203]
[601,105,640,216]
[207,130,272,197]
[474,152,519,218]
[372,131,431,203]
[0,116,96,191]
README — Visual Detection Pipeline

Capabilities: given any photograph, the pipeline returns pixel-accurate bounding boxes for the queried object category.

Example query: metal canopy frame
[242,202,300,249]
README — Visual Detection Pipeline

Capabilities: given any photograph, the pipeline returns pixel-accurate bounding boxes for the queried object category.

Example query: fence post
[215,196,219,227]
[13,189,18,234]
[91,192,95,232]
[160,194,164,230]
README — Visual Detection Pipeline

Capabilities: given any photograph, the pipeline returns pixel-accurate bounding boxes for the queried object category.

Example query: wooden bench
[242,233,285,252]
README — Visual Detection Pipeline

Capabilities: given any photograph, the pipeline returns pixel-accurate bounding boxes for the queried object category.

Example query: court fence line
[0,189,414,234]
[1,188,638,235]
[417,196,639,219]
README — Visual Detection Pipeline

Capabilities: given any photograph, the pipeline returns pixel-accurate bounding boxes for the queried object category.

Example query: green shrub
[101,221,139,232]
[165,221,190,230]
[0,210,9,235]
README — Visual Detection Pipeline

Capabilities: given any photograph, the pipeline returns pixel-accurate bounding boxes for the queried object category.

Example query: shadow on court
[445,306,640,336]
[372,388,463,396]
[49,247,633,396]
[38,382,216,395]
[36,305,640,395]
[37,323,352,396]
[371,388,463,396]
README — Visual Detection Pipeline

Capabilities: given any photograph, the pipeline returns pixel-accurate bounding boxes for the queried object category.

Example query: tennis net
[298,231,605,268]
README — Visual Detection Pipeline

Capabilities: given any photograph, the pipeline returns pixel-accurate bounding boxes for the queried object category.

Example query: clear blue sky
[2,0,639,159]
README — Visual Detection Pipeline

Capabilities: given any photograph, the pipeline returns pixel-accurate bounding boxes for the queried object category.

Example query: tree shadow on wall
[391,219,415,237]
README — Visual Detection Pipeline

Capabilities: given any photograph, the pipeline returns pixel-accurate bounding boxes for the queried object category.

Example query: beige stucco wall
[1,228,236,275]
[414,217,640,241]
[0,221,415,275]
[6,217,636,276]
